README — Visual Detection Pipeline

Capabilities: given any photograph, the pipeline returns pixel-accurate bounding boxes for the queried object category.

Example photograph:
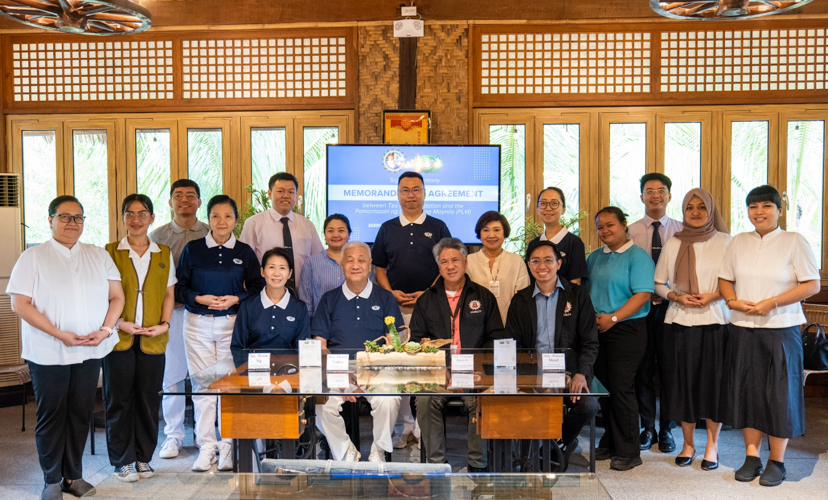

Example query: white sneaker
[114,464,139,482]
[343,442,361,462]
[392,432,415,449]
[192,445,217,472]
[159,437,182,459]
[368,449,387,463]
[217,442,233,471]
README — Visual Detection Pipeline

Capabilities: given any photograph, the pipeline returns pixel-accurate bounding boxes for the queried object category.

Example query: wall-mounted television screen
[327,144,501,245]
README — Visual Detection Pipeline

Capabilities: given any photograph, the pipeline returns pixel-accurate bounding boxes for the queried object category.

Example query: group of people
[7,168,819,500]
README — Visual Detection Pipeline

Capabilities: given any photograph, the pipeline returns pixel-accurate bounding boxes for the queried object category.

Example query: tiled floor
[1,396,827,499]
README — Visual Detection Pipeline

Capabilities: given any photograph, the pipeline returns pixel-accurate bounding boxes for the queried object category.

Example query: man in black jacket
[506,239,600,470]
[410,238,505,472]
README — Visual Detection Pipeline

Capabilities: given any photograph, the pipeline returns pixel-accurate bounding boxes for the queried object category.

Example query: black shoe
[610,456,643,471]
[559,438,578,472]
[60,478,95,497]
[759,460,786,487]
[735,455,764,482]
[639,429,657,450]
[595,447,612,461]
[468,465,488,473]
[701,455,719,471]
[658,430,676,453]
[674,449,695,467]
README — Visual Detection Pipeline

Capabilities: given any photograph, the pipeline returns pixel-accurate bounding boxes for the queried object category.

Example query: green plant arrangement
[509,209,589,258]
[234,184,270,239]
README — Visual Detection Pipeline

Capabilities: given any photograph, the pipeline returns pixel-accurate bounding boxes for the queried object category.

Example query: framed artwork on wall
[383,110,431,144]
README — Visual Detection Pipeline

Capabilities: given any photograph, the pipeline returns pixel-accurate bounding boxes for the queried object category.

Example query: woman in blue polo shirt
[175,195,264,474]
[231,247,309,364]
[585,206,654,472]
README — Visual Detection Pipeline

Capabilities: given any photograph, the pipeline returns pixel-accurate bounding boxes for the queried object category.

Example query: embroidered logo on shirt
[564,301,572,317]
[372,305,380,311]
[469,300,482,313]
[233,258,243,265]
[286,316,295,322]
[424,232,433,238]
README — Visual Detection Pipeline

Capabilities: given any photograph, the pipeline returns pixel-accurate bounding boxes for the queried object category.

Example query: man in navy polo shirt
[372,171,451,447]
[312,241,404,462]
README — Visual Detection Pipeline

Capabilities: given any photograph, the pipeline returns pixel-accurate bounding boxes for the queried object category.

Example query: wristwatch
[611,315,618,323]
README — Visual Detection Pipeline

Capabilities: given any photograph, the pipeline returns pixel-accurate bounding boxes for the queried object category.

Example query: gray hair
[341,240,371,257]
[432,237,468,263]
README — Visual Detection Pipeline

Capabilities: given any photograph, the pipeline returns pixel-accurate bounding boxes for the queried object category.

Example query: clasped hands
[727,297,775,316]
[674,292,719,309]
[392,290,423,307]
[196,294,240,311]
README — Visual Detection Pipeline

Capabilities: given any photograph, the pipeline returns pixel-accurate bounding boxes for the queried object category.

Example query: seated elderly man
[505,239,600,471]
[311,241,404,462]
[410,237,505,472]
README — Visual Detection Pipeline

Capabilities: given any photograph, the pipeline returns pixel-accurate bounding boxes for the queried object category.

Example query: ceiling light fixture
[0,0,151,35]
[650,0,814,20]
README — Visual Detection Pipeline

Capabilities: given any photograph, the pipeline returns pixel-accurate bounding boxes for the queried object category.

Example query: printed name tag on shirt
[542,372,567,389]
[299,340,322,367]
[489,280,500,298]
[300,367,322,393]
[248,373,271,387]
[494,339,517,367]
[493,367,517,394]
[327,372,349,389]
[541,353,566,372]
[451,354,474,372]
[248,352,271,371]
[451,372,475,389]
[327,354,349,372]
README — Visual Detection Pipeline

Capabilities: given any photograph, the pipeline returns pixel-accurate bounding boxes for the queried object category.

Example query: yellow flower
[384,316,396,325]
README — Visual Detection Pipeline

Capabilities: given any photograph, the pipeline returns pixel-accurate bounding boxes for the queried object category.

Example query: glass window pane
[303,127,339,243]
[730,121,769,235]
[787,120,824,268]
[664,122,702,221]
[490,124,526,254]
[543,124,580,232]
[251,128,287,194]
[73,130,109,247]
[609,123,647,223]
[22,131,57,248]
[136,129,171,228]
[187,129,223,222]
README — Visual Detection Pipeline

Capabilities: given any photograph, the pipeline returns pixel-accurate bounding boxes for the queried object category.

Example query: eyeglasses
[172,193,198,200]
[399,188,424,196]
[643,188,669,196]
[51,213,85,224]
[273,189,296,196]
[528,257,557,266]
[538,201,562,209]
[124,211,152,220]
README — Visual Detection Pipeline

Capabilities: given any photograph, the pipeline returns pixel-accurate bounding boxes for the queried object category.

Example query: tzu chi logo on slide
[382,149,444,173]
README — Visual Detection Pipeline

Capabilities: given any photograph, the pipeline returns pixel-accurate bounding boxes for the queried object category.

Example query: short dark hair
[324,213,352,234]
[525,239,562,262]
[595,206,628,225]
[170,179,201,198]
[261,247,294,271]
[269,172,298,191]
[639,173,672,193]
[474,211,511,239]
[48,195,83,217]
[398,171,424,186]
[746,184,782,209]
[121,193,154,215]
[206,195,238,219]
[536,187,566,209]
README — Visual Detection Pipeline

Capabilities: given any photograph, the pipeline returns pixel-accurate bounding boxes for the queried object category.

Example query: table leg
[589,413,596,473]
[236,439,254,473]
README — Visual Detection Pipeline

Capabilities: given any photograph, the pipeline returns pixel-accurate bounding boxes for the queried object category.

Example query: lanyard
[447,291,463,342]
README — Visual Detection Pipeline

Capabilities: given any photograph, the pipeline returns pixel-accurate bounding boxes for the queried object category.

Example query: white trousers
[162,307,188,441]
[184,311,235,448]
[316,395,401,460]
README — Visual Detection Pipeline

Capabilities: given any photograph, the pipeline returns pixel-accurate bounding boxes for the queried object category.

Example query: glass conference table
[163,348,606,474]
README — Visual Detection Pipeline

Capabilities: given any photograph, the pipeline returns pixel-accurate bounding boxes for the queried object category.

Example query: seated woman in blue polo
[231,247,310,366]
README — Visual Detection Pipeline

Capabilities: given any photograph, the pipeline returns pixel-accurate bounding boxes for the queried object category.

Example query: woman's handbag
[802,323,828,371]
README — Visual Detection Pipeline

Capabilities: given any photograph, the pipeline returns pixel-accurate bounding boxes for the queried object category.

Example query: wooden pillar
[398,37,418,109]
[0,36,6,173]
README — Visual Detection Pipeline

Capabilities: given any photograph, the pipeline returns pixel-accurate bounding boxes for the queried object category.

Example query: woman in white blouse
[719,185,820,487]
[467,211,530,325]
[7,195,124,500]
[654,188,730,471]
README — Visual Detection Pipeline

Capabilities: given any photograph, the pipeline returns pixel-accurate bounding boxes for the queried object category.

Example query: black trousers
[594,318,647,459]
[102,343,166,466]
[28,358,102,484]
[562,392,600,446]
[635,301,675,432]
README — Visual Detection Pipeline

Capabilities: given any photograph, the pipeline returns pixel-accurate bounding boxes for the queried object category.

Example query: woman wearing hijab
[654,188,730,471]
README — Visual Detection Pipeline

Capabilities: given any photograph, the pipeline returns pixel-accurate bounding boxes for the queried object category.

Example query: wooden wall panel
[357,25,398,144]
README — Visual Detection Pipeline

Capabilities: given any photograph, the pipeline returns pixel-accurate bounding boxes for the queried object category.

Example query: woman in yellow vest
[104,194,176,483]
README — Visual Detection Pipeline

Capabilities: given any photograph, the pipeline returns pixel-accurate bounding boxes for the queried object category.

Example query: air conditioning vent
[0,174,20,208]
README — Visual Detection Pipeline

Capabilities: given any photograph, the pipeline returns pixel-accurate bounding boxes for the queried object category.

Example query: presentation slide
[327,144,501,244]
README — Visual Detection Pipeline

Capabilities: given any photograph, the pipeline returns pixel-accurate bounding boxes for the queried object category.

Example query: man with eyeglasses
[627,173,682,454]
[150,179,211,460]
[505,239,599,471]
[371,171,451,448]
[240,172,323,294]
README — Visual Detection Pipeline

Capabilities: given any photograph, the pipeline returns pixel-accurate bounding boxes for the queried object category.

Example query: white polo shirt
[6,238,121,365]
[116,237,177,326]
[719,227,820,329]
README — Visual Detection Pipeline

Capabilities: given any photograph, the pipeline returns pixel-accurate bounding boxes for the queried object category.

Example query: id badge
[489,280,500,298]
